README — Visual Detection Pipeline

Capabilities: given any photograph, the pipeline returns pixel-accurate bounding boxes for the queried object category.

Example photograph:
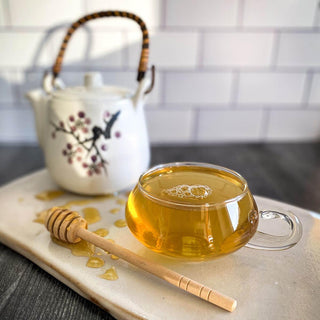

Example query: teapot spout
[26,89,49,149]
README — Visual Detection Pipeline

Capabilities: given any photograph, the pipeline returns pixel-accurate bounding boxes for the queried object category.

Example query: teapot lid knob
[84,72,103,89]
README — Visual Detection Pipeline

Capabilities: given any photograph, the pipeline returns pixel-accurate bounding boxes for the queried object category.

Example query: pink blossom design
[50,110,121,176]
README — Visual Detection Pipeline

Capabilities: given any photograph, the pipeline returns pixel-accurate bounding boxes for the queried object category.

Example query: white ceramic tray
[0,169,319,320]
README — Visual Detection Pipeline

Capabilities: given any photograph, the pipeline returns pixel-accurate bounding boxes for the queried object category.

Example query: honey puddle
[33,190,124,280]
[93,228,109,237]
[83,207,101,224]
[35,190,65,201]
[33,209,48,224]
[63,195,112,208]
[100,267,118,281]
[33,192,110,224]
[86,257,105,268]
[116,198,127,205]
[114,219,127,228]
[52,238,95,257]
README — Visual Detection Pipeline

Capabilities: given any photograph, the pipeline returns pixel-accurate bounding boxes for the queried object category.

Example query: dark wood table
[1,143,320,319]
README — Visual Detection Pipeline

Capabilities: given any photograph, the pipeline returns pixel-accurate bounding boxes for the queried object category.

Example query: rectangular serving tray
[0,169,319,320]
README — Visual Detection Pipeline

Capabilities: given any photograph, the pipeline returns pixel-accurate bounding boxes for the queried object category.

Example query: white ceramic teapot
[26,11,155,195]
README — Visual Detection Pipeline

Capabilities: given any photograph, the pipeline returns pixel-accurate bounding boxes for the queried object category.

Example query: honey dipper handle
[77,228,237,312]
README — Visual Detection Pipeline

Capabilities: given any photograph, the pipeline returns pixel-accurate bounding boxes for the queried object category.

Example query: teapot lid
[52,72,133,101]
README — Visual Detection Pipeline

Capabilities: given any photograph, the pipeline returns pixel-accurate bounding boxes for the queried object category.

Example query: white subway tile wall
[165,72,232,104]
[86,0,162,29]
[203,33,274,67]
[128,31,199,69]
[309,74,320,105]
[243,0,319,27]
[50,30,125,67]
[267,110,320,141]
[277,33,320,67]
[145,109,194,143]
[0,32,51,68]
[166,0,239,27]
[238,72,306,104]
[9,0,84,27]
[0,109,36,142]
[0,0,320,143]
[196,110,265,142]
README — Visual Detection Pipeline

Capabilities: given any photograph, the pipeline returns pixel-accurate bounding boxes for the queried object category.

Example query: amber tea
[126,163,259,260]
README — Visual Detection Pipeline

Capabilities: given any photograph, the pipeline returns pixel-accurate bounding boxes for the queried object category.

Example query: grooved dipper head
[45,207,87,243]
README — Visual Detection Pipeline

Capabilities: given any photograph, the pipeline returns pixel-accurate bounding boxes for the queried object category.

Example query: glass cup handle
[246,210,303,250]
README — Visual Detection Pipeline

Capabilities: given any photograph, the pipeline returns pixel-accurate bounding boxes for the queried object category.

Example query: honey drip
[63,195,112,208]
[93,228,109,237]
[114,219,127,228]
[86,257,105,268]
[100,267,118,281]
[109,208,120,214]
[83,207,101,224]
[35,190,65,201]
[52,238,95,257]
[116,198,127,205]
[33,209,48,224]
[110,255,119,260]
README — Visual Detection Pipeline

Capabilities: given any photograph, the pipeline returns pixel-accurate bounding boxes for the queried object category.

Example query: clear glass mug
[125,162,302,260]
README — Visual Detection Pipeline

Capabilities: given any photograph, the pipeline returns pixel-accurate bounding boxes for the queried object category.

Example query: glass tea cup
[125,162,302,260]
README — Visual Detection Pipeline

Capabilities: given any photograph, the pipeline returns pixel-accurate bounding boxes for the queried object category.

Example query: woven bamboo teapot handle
[50,11,154,92]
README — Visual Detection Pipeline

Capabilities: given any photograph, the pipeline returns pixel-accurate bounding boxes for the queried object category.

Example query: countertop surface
[1,143,320,320]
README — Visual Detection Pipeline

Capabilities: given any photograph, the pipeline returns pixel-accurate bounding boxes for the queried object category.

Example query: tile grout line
[152,26,320,33]
[236,0,245,28]
[2,26,320,33]
[301,71,314,107]
[11,68,21,105]
[197,32,205,68]
[160,71,166,107]
[270,31,281,69]
[122,31,129,70]
[158,104,305,111]
[230,71,239,108]
[313,2,320,27]
[0,104,34,110]
[260,109,271,140]
[160,0,167,29]
[0,103,314,113]
[4,0,12,27]
[149,103,312,111]
[82,0,88,14]
[1,66,320,73]
[191,108,200,142]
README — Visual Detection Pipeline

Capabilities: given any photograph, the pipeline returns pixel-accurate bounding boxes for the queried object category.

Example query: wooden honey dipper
[45,207,237,312]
